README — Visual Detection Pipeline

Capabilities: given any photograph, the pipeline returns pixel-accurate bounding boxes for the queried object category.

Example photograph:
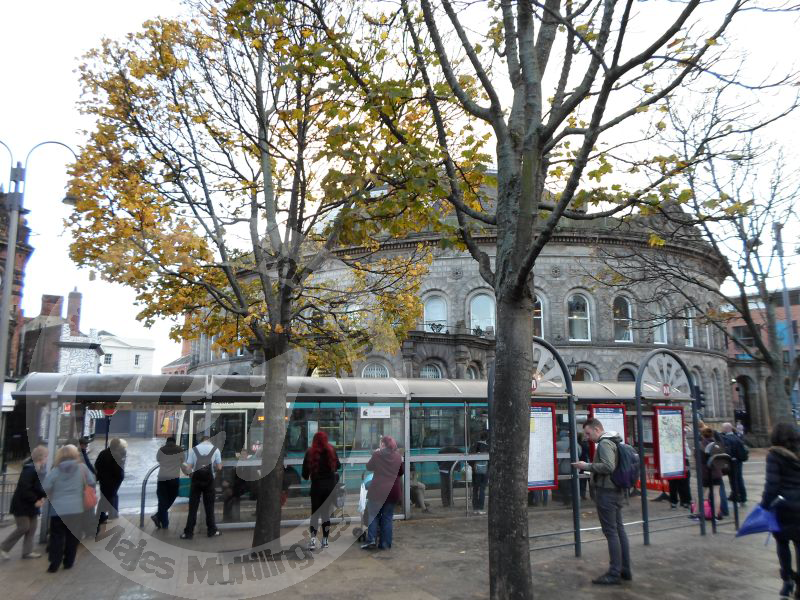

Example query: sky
[0,1,798,376]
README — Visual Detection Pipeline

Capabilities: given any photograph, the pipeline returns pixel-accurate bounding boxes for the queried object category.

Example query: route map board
[653,406,686,479]
[588,405,627,459]
[528,403,558,490]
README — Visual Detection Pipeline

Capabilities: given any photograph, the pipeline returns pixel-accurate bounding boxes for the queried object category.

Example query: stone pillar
[454,345,470,379]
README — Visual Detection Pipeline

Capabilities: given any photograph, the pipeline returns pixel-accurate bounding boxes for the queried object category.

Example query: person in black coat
[95,438,127,527]
[761,422,800,599]
[0,446,48,560]
[78,437,96,476]
[302,431,341,549]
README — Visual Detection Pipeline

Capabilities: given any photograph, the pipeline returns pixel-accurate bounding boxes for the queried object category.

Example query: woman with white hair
[0,445,48,560]
[43,444,95,573]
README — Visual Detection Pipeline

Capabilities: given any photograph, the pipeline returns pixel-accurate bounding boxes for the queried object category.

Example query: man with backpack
[181,435,222,540]
[721,422,748,503]
[573,418,632,585]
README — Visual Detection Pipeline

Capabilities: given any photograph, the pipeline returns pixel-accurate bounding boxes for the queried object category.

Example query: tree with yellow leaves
[67,0,474,547]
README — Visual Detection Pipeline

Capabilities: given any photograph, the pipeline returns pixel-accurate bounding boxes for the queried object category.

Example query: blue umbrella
[736,505,781,537]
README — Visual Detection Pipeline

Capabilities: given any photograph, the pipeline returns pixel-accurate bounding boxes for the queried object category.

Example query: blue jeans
[156,479,180,528]
[367,499,395,549]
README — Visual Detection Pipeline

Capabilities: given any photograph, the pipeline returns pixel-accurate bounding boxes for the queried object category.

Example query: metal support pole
[105,416,110,448]
[403,394,411,520]
[464,400,470,517]
[731,462,740,531]
[40,399,60,543]
[567,393,581,557]
[635,395,650,545]
[0,168,23,417]
[774,223,799,416]
[691,392,707,536]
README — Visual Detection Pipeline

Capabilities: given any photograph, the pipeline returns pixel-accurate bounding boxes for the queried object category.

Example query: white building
[98,331,156,374]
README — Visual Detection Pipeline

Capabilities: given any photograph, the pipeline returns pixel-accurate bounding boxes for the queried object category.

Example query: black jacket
[761,446,800,533]
[9,460,46,518]
[95,448,125,495]
[302,447,341,494]
[81,448,96,476]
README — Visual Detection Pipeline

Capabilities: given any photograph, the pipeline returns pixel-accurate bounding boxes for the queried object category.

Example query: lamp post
[0,140,78,460]
[567,356,579,379]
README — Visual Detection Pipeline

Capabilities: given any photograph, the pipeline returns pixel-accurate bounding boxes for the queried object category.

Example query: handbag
[83,469,98,510]
[690,499,713,520]
[736,505,781,537]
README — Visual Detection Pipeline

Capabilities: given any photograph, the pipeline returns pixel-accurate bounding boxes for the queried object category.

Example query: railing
[419,322,495,337]
[0,471,15,523]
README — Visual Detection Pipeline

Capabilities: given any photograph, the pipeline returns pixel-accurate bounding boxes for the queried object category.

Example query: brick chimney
[40,295,63,319]
[67,287,82,335]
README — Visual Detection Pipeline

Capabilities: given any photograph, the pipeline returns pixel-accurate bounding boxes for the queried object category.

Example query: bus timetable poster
[588,404,627,459]
[653,405,686,479]
[528,403,558,490]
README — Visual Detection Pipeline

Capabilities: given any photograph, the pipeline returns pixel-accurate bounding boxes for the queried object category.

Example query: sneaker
[322,537,329,549]
[47,565,59,573]
[207,531,220,538]
[592,574,621,585]
[308,536,317,550]
[22,552,42,559]
[151,515,162,530]
[0,550,9,561]
[360,541,377,550]
[180,532,193,540]
[621,570,633,582]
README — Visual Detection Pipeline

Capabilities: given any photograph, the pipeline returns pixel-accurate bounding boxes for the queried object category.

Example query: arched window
[683,307,695,347]
[613,296,633,342]
[467,365,480,380]
[653,304,669,345]
[567,293,591,341]
[420,363,443,379]
[424,295,447,333]
[617,368,636,382]
[573,367,594,382]
[470,293,496,333]
[712,370,723,417]
[362,362,390,378]
[533,295,544,338]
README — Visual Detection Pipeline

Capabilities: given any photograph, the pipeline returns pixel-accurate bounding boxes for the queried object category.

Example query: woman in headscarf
[362,435,403,550]
[302,431,340,550]
[760,422,800,599]
[43,445,95,573]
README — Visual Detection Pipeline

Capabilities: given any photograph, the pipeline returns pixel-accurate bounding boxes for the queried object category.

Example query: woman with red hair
[362,435,403,550]
[302,431,341,550]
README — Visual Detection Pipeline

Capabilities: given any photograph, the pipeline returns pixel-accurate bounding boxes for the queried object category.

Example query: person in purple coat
[361,435,403,550]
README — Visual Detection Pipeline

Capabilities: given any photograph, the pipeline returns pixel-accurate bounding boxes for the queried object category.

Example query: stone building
[177,209,736,427]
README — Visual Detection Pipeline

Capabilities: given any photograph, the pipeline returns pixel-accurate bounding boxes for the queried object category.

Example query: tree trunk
[488,292,534,600]
[252,346,289,549]
[764,300,794,425]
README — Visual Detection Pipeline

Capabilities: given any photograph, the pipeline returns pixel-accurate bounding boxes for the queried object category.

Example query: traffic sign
[662,383,671,397]
[102,407,117,417]
[63,402,72,414]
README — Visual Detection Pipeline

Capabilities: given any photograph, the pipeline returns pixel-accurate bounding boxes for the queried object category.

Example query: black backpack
[704,441,732,476]
[607,439,641,491]
[723,434,749,462]
[191,446,215,485]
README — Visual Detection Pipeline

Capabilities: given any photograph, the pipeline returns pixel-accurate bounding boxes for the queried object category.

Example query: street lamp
[567,356,578,378]
[0,140,79,425]
[774,222,799,417]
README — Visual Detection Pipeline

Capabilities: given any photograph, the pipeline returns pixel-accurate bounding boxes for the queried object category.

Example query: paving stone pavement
[0,449,784,599]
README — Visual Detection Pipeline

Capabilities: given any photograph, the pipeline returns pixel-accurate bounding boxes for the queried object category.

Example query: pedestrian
[409,464,430,512]
[437,438,460,507]
[572,417,631,585]
[95,438,127,529]
[760,422,800,599]
[469,431,489,515]
[302,431,341,550]
[736,421,745,437]
[43,445,95,573]
[698,421,730,516]
[698,427,727,520]
[578,432,590,500]
[362,435,403,550]
[222,448,249,523]
[0,445,48,560]
[556,430,572,506]
[78,437,95,476]
[668,426,692,509]
[152,436,184,530]
[721,422,748,503]
[180,435,222,539]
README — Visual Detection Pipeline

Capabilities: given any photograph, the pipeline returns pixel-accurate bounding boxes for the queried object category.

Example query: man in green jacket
[573,418,631,585]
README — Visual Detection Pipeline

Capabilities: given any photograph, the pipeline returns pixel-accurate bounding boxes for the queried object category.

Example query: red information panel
[588,404,627,459]
[527,403,558,491]
[653,405,686,480]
